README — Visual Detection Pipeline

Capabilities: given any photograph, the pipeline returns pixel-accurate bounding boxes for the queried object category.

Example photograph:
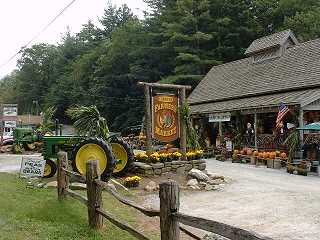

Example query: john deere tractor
[42,134,133,180]
[13,128,133,180]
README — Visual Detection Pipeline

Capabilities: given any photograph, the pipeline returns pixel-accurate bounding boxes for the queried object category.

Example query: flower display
[124,176,142,188]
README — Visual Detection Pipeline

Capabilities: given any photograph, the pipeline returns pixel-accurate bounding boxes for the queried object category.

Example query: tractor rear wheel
[72,138,114,181]
[111,137,134,177]
[43,159,57,178]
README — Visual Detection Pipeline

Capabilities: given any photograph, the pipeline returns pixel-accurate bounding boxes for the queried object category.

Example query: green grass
[0,173,155,240]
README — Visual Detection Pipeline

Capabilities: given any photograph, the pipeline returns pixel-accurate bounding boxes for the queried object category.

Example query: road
[182,160,320,240]
[0,154,42,173]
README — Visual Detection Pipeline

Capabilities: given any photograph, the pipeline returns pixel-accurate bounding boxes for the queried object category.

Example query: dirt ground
[137,159,320,240]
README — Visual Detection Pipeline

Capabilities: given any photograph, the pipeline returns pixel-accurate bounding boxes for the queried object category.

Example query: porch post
[254,113,258,149]
[218,121,223,143]
[299,107,304,147]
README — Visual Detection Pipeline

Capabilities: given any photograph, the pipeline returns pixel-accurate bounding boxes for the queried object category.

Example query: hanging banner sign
[209,112,231,122]
[152,94,179,142]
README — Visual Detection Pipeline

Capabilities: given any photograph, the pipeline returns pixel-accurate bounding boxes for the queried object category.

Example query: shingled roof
[245,29,298,56]
[188,34,320,114]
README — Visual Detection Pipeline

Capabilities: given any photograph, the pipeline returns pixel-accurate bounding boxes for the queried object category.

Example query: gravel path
[144,159,320,240]
[0,154,41,173]
[186,160,320,240]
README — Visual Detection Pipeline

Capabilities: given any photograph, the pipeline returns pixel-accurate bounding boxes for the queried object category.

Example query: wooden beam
[144,85,153,155]
[57,151,69,201]
[96,208,151,240]
[66,189,88,205]
[172,212,273,240]
[254,113,258,149]
[179,88,187,160]
[86,160,103,229]
[159,180,180,240]
[95,179,160,217]
[138,82,192,90]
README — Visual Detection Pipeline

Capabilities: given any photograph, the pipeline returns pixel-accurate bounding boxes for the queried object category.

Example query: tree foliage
[1,0,320,131]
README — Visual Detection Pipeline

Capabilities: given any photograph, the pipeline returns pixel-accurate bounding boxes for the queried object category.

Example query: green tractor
[13,128,134,180]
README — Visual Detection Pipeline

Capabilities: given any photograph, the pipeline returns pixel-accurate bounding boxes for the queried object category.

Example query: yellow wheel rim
[75,143,107,175]
[43,163,52,177]
[111,143,128,173]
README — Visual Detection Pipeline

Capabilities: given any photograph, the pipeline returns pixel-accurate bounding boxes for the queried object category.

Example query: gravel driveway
[183,160,320,240]
[0,154,42,173]
[144,159,320,240]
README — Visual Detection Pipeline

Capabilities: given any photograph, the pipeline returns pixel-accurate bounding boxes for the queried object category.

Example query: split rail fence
[56,151,273,240]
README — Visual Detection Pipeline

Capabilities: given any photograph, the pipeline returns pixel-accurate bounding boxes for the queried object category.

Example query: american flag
[276,102,290,128]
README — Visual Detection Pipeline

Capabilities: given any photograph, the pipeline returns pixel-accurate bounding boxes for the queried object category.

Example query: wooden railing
[56,151,273,240]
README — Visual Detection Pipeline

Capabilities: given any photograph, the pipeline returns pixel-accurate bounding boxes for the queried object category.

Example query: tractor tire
[72,138,115,181]
[43,159,57,178]
[111,137,134,177]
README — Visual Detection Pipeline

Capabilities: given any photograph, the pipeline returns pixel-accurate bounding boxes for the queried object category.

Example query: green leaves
[67,106,110,141]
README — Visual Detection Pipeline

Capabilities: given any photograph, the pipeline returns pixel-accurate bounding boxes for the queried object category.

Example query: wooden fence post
[57,151,69,201]
[86,160,103,229]
[159,180,180,240]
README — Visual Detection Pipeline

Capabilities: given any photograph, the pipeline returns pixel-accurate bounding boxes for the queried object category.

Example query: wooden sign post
[138,82,191,159]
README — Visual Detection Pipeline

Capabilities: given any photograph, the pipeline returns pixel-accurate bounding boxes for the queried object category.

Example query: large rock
[208,179,224,185]
[187,179,200,190]
[144,181,159,192]
[176,166,186,175]
[188,169,210,182]
[151,163,164,169]
[46,181,57,188]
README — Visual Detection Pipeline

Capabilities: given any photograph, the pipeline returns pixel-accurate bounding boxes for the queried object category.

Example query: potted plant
[172,152,182,160]
[149,152,160,163]
[124,176,142,188]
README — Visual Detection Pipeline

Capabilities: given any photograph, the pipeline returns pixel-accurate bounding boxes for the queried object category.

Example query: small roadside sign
[20,157,46,177]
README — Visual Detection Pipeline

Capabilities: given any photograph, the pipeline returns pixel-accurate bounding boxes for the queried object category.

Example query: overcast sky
[0,0,148,78]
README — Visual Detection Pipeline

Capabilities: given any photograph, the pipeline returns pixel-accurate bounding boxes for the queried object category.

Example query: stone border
[131,160,207,176]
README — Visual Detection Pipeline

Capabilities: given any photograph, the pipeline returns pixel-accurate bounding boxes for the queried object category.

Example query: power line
[0,0,78,71]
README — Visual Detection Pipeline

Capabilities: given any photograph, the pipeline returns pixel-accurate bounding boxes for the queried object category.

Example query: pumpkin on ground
[269,152,276,159]
[258,152,264,158]
[247,149,253,155]
[263,152,270,159]
[280,152,287,159]
[253,151,259,156]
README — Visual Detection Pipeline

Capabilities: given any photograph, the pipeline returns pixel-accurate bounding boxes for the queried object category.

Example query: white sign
[209,112,231,122]
[20,157,46,177]
[3,106,17,116]
[226,140,233,152]
[4,121,16,128]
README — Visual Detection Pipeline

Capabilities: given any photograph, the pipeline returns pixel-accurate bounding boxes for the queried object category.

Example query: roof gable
[245,29,298,56]
[188,37,320,105]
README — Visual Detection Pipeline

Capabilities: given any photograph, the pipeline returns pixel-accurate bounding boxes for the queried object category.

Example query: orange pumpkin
[234,150,239,155]
[263,152,270,159]
[258,152,264,158]
[247,148,253,155]
[253,151,259,156]
[269,152,276,159]
[280,152,287,159]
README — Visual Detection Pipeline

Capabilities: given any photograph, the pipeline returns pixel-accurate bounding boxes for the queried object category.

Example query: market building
[188,30,320,150]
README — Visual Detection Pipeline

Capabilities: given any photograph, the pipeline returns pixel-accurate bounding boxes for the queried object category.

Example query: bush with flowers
[124,176,142,188]
[172,151,182,160]
[134,152,149,162]
[149,152,160,163]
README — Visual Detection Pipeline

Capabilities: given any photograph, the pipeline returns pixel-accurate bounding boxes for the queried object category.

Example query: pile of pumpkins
[233,148,287,160]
